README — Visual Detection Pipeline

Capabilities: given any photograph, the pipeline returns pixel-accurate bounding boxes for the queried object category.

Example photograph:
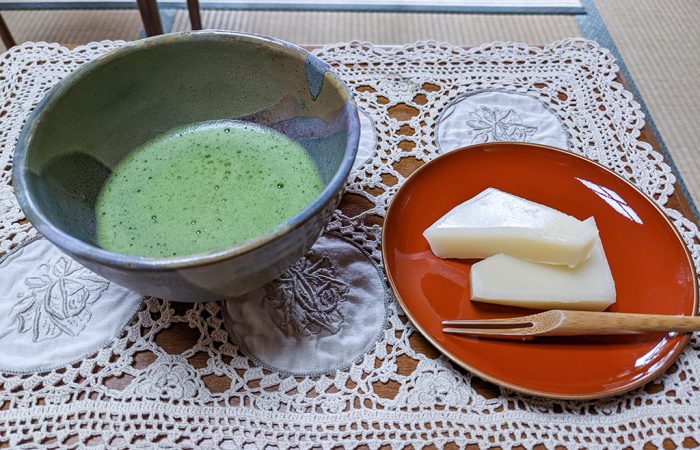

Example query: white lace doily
[0,39,699,449]
[0,237,141,373]
[437,90,570,151]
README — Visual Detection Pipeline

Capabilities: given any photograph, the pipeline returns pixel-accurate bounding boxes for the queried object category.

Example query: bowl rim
[12,30,360,271]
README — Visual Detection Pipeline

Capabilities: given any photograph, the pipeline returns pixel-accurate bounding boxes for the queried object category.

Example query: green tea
[95,120,323,258]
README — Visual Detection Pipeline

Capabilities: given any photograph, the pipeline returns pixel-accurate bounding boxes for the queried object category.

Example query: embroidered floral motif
[264,254,350,337]
[466,106,537,143]
[11,257,109,342]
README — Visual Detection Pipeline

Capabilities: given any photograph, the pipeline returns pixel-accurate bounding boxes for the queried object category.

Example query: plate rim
[381,142,699,400]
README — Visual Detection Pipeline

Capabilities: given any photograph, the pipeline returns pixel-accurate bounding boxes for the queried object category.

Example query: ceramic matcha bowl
[13,31,359,302]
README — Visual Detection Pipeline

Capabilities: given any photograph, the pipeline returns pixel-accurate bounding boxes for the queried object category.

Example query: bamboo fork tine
[442,314,540,327]
[442,310,700,339]
[442,326,538,340]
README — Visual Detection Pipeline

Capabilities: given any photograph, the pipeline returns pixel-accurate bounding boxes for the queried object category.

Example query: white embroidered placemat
[0,39,699,449]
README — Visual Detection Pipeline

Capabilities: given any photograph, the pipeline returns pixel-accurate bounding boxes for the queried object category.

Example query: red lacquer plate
[382,143,698,399]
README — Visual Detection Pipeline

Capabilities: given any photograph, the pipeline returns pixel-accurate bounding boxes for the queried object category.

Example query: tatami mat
[0,9,142,50]
[596,0,700,206]
[171,10,580,46]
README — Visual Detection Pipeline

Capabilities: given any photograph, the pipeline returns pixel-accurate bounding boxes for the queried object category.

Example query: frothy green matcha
[95,120,323,258]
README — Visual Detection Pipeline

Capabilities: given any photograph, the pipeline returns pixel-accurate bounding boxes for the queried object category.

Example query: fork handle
[546,310,700,336]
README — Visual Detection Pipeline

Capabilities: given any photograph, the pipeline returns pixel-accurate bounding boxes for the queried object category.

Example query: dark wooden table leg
[0,13,16,48]
[136,0,164,36]
[188,0,202,30]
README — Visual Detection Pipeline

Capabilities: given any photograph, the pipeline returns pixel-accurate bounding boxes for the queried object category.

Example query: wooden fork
[442,310,700,339]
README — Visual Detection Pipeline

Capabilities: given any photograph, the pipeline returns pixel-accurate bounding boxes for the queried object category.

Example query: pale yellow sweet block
[423,188,598,267]
[469,238,616,311]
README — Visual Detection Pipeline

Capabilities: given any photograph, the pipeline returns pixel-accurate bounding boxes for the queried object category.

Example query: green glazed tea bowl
[13,31,359,302]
